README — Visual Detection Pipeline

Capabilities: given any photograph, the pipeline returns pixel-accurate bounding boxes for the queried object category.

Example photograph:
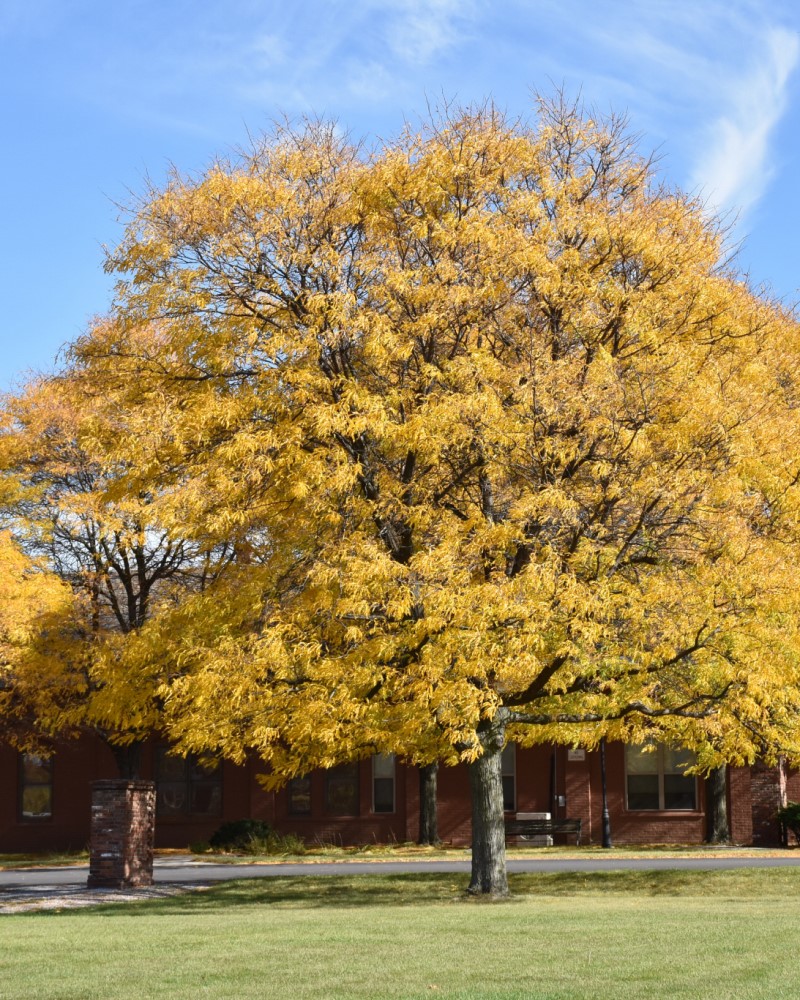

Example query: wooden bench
[505,817,582,846]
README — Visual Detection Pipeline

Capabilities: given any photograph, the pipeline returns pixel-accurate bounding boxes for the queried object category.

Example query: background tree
[418,764,440,846]
[0,530,77,749]
[705,767,730,844]
[0,369,235,774]
[69,97,800,894]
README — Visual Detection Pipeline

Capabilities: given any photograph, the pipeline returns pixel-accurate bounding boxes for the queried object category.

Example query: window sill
[156,815,222,823]
[623,810,703,817]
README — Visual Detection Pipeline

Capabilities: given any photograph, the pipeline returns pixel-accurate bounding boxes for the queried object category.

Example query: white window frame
[624,743,697,812]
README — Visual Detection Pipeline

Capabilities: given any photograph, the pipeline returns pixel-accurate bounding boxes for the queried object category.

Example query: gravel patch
[0,882,212,914]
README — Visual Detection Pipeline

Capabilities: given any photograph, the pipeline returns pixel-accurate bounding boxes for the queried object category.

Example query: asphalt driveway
[4,852,800,913]
[5,852,800,891]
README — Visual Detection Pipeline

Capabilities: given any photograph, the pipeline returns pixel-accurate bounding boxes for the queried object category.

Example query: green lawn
[0,850,89,869]
[0,843,793,870]
[190,842,794,863]
[2,869,799,999]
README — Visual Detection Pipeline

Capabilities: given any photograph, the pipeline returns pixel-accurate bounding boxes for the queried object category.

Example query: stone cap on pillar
[91,779,156,790]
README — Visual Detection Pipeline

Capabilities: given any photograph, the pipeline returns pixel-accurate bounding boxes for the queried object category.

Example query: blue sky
[1,0,798,391]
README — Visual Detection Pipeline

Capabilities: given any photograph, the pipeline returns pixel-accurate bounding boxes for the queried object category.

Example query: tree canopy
[6,96,800,892]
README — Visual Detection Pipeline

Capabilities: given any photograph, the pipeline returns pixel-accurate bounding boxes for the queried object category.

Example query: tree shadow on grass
[30,867,800,919]
[36,873,482,918]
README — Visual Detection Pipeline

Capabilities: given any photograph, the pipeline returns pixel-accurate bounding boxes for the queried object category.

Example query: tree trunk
[110,741,143,780]
[706,766,730,844]
[418,763,440,845]
[468,720,508,896]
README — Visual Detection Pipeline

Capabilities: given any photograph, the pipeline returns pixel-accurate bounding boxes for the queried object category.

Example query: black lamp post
[600,737,613,849]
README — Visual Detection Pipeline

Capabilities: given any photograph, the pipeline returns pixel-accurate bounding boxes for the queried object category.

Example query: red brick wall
[728,766,753,844]
[404,761,421,842]
[4,734,791,851]
[785,768,800,804]
[1,739,282,852]
[434,761,473,844]
[272,758,410,847]
[153,759,254,849]
[596,743,706,845]
[0,737,118,853]
[750,760,787,846]
[565,751,592,843]
[409,746,572,846]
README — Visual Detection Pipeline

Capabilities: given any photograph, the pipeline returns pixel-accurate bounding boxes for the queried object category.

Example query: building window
[625,743,697,811]
[324,762,359,815]
[155,748,222,818]
[501,743,516,812]
[372,754,395,813]
[19,754,53,820]
[288,776,312,815]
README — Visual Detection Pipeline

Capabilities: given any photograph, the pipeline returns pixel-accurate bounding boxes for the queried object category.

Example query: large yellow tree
[68,98,800,894]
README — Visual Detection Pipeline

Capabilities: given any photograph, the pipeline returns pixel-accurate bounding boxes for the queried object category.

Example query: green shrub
[208,819,306,855]
[245,831,307,856]
[777,802,800,843]
[209,819,273,850]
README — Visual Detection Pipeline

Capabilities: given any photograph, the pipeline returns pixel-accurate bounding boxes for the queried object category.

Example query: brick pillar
[750,760,787,847]
[88,779,156,888]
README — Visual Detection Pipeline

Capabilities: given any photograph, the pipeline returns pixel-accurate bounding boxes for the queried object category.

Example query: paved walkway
[0,858,216,913]
[4,853,800,913]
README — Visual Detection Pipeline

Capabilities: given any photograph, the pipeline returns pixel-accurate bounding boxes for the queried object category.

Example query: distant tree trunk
[706,766,730,843]
[418,763,440,845]
[110,741,143,780]
[468,718,508,896]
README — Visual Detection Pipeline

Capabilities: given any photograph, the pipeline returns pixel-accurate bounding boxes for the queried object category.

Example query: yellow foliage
[16,99,800,776]
[0,532,73,665]
[0,357,235,751]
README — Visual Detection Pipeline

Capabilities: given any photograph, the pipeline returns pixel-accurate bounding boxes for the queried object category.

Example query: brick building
[1,736,792,852]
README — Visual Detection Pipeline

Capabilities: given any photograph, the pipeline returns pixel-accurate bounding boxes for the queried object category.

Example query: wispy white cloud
[12,0,796,225]
[383,0,476,65]
[689,26,799,215]
[515,1,800,220]
[345,58,399,103]
[231,0,479,117]
[250,32,289,68]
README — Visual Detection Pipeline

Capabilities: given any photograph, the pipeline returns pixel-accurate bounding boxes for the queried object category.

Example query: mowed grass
[187,843,795,864]
[0,844,793,869]
[2,868,800,999]
[0,850,89,869]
